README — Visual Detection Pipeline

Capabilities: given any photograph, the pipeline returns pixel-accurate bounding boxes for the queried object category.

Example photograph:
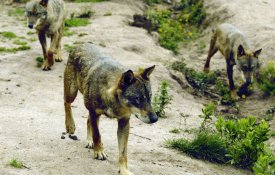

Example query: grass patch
[64,44,76,53]
[13,40,28,46]
[8,8,25,17]
[0,45,31,53]
[9,159,23,169]
[70,0,110,2]
[78,33,88,37]
[27,31,36,35]
[0,31,17,39]
[35,56,44,67]
[29,37,37,42]
[65,18,90,27]
[139,0,206,53]
[169,128,181,134]
[257,61,275,95]
[167,132,229,163]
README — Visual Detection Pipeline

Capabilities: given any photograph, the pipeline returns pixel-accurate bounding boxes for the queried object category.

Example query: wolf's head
[25,0,48,29]
[117,65,158,124]
[236,45,262,83]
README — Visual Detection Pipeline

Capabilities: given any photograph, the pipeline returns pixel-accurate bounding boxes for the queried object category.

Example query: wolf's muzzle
[149,112,158,123]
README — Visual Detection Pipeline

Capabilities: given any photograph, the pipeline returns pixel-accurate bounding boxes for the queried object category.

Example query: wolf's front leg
[38,32,50,71]
[89,110,107,160]
[226,62,239,100]
[117,118,134,175]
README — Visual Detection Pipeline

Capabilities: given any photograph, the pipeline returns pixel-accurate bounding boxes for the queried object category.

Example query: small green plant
[65,18,90,27]
[13,40,28,46]
[103,12,112,16]
[35,56,44,67]
[216,116,270,168]
[9,159,23,169]
[253,146,275,175]
[199,102,215,130]
[0,31,17,39]
[215,79,235,105]
[27,31,36,35]
[153,80,172,117]
[64,44,76,53]
[167,132,229,163]
[78,33,88,37]
[0,45,30,53]
[63,27,76,37]
[169,128,181,134]
[257,62,275,95]
[8,8,25,17]
[270,131,275,137]
[72,0,110,2]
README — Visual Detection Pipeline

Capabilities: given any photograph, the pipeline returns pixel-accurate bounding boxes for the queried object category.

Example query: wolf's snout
[28,24,33,29]
[149,112,158,123]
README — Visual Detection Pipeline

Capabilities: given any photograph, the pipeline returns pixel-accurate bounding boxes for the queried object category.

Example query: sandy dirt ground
[0,0,274,174]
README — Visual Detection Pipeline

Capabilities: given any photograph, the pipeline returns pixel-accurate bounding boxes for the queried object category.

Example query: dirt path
[0,0,274,174]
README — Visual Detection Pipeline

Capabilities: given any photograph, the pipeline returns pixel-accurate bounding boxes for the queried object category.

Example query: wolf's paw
[54,54,63,62]
[85,142,93,149]
[203,67,210,73]
[119,169,134,175]
[230,90,240,101]
[42,64,51,71]
[94,150,107,160]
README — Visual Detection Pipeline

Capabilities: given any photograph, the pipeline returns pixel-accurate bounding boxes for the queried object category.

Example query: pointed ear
[254,48,262,58]
[140,65,155,80]
[40,0,48,7]
[238,45,245,57]
[119,70,135,88]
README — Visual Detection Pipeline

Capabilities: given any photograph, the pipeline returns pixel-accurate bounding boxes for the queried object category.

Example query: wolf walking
[64,43,158,175]
[25,0,66,70]
[204,23,262,99]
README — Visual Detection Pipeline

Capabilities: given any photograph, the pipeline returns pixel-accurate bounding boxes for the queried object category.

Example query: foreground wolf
[64,43,158,175]
[204,23,262,99]
[25,0,66,70]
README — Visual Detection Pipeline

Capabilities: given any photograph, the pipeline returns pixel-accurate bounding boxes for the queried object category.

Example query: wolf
[63,43,158,175]
[204,23,262,99]
[25,0,66,70]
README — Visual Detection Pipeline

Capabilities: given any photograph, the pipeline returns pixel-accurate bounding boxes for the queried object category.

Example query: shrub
[215,116,270,168]
[253,146,275,175]
[167,132,229,163]
[199,102,215,130]
[257,62,275,95]
[153,80,172,117]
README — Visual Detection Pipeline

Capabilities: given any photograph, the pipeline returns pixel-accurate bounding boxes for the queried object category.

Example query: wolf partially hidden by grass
[25,0,66,70]
[204,23,262,99]
[64,43,158,175]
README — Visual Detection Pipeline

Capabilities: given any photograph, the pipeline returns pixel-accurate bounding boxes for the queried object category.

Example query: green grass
[8,8,25,17]
[35,56,44,67]
[13,40,28,46]
[9,159,23,168]
[64,44,76,53]
[167,132,229,164]
[0,45,31,53]
[257,61,275,95]
[65,18,90,27]
[0,31,17,39]
[73,0,110,2]
[27,31,36,35]
[271,131,275,137]
[169,128,181,134]
[29,37,37,42]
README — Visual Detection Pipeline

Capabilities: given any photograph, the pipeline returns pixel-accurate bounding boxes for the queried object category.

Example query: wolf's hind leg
[64,64,78,136]
[86,116,93,149]
[204,33,218,73]
[55,25,63,62]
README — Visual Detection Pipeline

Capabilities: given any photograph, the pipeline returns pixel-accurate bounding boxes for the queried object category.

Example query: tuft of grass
[27,31,36,35]
[65,18,90,27]
[13,40,28,46]
[0,45,30,53]
[77,10,94,18]
[0,31,17,39]
[257,61,275,95]
[72,0,110,3]
[169,128,181,134]
[64,44,76,53]
[29,37,37,42]
[78,33,88,37]
[8,8,25,17]
[103,12,112,16]
[271,131,275,137]
[35,56,44,67]
[9,159,23,169]
[166,132,229,164]
[63,27,76,37]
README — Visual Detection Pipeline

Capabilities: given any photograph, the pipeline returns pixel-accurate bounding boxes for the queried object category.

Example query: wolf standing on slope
[64,43,158,175]
[204,23,262,99]
[25,0,66,70]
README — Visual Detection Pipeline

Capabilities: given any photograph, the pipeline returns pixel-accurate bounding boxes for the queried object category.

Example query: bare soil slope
[0,0,274,175]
